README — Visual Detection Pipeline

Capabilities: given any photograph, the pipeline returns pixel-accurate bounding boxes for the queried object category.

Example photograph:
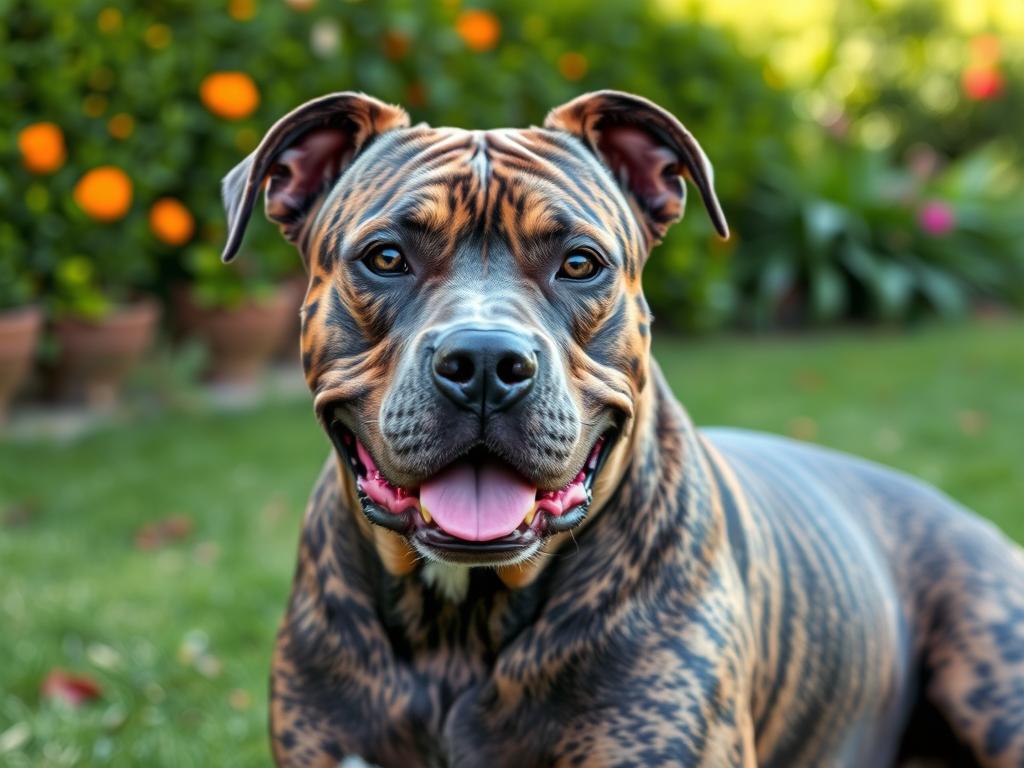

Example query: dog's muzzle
[329,420,616,566]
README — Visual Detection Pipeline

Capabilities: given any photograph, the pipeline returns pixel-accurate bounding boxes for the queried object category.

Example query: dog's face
[223,91,726,571]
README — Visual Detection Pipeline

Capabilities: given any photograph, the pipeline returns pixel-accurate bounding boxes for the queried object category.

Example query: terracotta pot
[52,300,161,408]
[274,275,310,363]
[180,285,294,384]
[0,306,43,420]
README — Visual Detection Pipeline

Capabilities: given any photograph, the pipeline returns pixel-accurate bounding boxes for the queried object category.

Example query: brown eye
[364,245,409,276]
[557,249,601,281]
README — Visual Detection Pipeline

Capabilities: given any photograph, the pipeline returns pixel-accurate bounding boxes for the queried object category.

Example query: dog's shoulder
[700,425,1023,623]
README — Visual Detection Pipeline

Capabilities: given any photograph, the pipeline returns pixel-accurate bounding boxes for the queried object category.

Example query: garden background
[1,0,1023,765]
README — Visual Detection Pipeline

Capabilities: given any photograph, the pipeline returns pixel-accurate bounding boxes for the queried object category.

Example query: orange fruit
[97,7,123,34]
[383,30,410,60]
[455,10,500,52]
[144,23,172,49]
[406,81,427,108]
[149,197,195,245]
[228,0,256,21]
[18,122,67,174]
[73,166,133,222]
[557,52,588,81]
[108,113,135,139]
[199,71,260,120]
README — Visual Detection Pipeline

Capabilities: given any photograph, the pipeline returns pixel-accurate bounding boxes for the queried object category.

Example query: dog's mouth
[328,420,615,565]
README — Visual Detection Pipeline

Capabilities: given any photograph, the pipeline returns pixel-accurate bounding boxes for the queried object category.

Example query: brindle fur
[222,91,1024,767]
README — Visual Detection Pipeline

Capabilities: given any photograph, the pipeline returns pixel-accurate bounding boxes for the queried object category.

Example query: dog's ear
[545,90,728,245]
[221,92,410,262]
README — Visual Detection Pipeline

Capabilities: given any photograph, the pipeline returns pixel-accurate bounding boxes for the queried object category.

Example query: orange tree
[3,0,796,325]
[3,0,1022,326]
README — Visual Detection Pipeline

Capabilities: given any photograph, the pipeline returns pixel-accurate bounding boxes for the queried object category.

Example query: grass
[1,320,1021,766]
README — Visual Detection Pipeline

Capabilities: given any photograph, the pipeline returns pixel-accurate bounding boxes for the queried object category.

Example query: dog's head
[222,91,727,576]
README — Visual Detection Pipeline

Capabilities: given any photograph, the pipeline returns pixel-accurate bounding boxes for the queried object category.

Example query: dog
[220,90,1024,767]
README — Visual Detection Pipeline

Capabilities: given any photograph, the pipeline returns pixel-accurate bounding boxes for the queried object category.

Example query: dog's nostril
[496,353,536,386]
[435,353,475,384]
[432,329,537,410]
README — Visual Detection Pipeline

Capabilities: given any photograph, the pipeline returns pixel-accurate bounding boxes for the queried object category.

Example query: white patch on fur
[420,561,471,602]
[338,757,380,768]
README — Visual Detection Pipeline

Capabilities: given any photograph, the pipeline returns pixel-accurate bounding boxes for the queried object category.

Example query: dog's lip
[328,420,616,549]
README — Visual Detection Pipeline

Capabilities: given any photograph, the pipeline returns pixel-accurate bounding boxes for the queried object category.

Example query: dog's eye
[363,245,409,276]
[557,249,601,281]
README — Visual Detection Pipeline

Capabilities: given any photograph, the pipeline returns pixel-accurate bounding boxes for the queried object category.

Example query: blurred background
[1,0,1022,765]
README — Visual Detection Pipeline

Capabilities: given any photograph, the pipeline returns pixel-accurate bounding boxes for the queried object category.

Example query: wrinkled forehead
[313,125,646,268]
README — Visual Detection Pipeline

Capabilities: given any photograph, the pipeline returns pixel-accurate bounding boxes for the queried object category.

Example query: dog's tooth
[420,505,432,525]
[524,504,537,527]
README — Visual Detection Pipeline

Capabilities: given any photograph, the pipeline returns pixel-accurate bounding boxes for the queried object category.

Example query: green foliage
[3,0,1023,325]
[52,256,113,320]
[186,244,282,311]
[829,0,1024,159]
[0,234,35,312]
[732,134,1024,326]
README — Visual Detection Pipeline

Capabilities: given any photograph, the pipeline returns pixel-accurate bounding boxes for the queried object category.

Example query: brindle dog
[221,91,1024,767]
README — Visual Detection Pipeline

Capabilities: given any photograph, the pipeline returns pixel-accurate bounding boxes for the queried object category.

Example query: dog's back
[706,428,1024,766]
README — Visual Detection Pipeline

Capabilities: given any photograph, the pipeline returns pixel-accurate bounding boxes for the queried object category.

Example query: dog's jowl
[221,91,1024,767]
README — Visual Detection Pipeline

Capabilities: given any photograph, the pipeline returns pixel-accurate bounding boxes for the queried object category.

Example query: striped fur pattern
[220,91,1024,767]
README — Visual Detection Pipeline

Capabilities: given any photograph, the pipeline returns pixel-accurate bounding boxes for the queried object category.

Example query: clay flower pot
[52,299,161,407]
[180,285,294,385]
[0,306,43,420]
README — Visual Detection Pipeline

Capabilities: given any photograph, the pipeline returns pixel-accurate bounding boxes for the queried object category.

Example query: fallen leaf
[957,409,988,437]
[1,500,39,528]
[793,369,825,393]
[228,688,252,711]
[134,514,194,550]
[40,669,102,707]
[787,416,818,442]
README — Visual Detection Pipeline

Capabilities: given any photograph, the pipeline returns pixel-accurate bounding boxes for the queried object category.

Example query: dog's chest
[371,568,552,759]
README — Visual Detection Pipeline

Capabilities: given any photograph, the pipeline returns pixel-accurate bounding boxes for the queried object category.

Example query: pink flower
[919,201,956,237]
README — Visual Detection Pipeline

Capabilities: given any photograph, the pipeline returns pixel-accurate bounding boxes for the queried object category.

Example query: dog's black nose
[432,328,537,413]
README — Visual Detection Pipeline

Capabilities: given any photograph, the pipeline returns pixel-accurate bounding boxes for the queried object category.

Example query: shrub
[0,244,35,312]
[730,132,1024,326]
[3,0,1022,328]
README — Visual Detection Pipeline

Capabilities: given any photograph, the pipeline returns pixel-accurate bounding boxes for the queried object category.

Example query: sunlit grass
[1,320,1021,765]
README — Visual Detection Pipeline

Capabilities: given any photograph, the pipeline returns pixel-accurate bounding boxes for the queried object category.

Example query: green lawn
[1,321,1022,766]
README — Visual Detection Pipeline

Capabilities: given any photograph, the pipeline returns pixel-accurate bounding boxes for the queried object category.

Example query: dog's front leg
[268,468,434,768]
[269,591,432,768]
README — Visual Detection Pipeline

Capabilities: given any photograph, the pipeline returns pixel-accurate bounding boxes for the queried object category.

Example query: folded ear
[221,92,409,262]
[545,90,728,245]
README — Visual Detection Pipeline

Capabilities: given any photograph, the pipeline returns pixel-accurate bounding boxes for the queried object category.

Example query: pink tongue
[420,461,536,541]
